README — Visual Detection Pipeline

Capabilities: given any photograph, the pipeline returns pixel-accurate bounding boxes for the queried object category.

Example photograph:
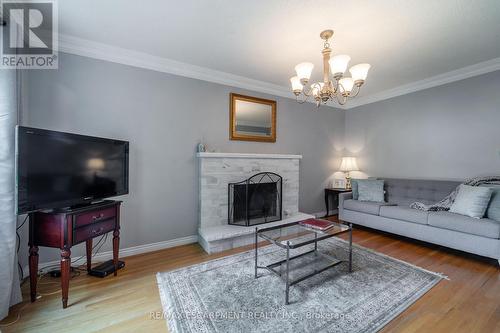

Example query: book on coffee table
[298,218,335,231]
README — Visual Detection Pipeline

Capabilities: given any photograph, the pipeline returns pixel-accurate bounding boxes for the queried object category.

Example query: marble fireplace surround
[197,152,314,254]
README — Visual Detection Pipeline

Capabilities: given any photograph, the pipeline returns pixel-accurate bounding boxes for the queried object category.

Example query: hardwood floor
[2,219,499,333]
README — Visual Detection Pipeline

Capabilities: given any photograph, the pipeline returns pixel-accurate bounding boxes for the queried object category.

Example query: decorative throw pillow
[351,179,359,200]
[480,185,500,222]
[352,178,378,200]
[357,180,385,203]
[450,185,493,219]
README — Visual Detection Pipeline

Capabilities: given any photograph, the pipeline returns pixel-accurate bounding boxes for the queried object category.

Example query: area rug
[156,238,445,333]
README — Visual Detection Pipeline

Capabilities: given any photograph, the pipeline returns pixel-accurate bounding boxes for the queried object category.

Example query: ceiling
[58,0,500,108]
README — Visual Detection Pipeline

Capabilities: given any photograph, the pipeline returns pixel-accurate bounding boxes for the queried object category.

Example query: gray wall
[19,53,345,266]
[345,71,500,181]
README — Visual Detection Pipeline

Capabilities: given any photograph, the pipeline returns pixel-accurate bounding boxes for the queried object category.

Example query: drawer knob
[92,227,104,234]
[92,213,105,220]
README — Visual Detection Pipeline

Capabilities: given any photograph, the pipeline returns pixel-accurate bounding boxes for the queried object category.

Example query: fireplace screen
[228,172,282,227]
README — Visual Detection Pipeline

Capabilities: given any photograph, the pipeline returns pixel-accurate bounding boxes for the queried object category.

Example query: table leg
[349,223,353,273]
[113,230,120,276]
[324,191,330,217]
[29,245,39,302]
[285,242,290,305]
[86,239,92,272]
[314,232,318,253]
[60,248,71,308]
[254,227,258,278]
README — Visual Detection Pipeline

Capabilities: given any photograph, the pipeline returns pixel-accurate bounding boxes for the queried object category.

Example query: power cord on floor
[16,215,29,280]
[0,302,29,328]
[0,268,81,328]
[1,233,109,328]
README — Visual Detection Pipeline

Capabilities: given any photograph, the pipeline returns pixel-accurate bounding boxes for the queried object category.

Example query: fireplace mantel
[196,152,302,159]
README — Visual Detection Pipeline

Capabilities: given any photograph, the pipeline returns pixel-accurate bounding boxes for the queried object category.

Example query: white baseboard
[22,235,198,279]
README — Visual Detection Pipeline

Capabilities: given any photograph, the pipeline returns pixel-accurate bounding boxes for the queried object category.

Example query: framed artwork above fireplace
[229,93,277,142]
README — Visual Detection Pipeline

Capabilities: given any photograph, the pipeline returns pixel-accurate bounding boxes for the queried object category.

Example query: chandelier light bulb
[339,77,354,95]
[349,63,371,83]
[329,55,351,77]
[295,62,314,83]
[290,76,303,93]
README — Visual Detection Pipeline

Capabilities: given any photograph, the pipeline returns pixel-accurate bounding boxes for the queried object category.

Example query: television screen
[16,126,129,214]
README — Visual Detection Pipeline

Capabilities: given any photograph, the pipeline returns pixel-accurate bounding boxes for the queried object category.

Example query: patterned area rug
[156,238,444,333]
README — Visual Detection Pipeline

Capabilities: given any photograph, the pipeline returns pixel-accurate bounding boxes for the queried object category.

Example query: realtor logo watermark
[1,0,58,69]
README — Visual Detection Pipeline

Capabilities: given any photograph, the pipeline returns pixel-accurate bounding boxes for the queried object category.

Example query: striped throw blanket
[410,176,500,211]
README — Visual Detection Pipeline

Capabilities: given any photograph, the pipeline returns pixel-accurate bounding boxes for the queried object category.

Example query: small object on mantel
[197,142,206,152]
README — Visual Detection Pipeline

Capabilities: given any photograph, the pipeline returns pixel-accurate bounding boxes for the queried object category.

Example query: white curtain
[0,67,22,319]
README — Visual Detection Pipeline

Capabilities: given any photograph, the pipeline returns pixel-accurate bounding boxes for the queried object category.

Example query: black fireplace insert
[228,172,282,227]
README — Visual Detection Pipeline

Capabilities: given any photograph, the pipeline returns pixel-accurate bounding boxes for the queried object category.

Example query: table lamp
[339,157,359,189]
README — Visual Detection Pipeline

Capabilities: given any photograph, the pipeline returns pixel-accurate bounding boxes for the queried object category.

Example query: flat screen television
[16,126,129,214]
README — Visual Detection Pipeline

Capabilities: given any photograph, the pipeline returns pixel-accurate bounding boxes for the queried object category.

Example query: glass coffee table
[254,219,352,305]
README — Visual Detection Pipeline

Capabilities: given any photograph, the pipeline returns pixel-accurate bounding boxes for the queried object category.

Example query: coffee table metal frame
[254,220,352,305]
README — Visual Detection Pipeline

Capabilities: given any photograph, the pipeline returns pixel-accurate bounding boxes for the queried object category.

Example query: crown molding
[58,34,301,101]
[58,34,500,110]
[345,57,500,109]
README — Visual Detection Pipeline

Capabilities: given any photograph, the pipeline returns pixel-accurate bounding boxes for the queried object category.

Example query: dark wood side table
[324,188,352,217]
[29,200,121,308]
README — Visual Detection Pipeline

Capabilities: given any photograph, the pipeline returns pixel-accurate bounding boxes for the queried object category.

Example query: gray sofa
[339,178,500,263]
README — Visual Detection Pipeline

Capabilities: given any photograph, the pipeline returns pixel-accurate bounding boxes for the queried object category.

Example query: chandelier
[290,30,370,107]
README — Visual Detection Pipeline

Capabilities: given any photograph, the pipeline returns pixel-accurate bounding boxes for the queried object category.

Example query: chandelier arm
[302,86,315,97]
[349,85,362,98]
[295,93,310,104]
[333,85,348,105]
[332,79,339,93]
[336,82,346,98]
[336,94,348,105]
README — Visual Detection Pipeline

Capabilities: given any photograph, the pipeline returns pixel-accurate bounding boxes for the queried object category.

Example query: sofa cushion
[379,206,429,225]
[351,179,359,200]
[382,178,460,207]
[343,199,393,216]
[428,211,500,239]
[357,180,385,202]
[449,185,492,219]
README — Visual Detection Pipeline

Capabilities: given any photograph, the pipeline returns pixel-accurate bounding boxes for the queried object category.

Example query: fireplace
[228,172,282,227]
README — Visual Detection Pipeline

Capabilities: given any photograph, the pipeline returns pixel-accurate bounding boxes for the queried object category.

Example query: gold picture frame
[229,93,276,143]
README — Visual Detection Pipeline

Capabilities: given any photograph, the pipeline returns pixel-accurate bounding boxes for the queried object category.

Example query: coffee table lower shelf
[254,220,353,305]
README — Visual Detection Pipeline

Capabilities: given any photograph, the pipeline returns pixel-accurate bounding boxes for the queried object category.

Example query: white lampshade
[349,63,371,82]
[339,77,354,94]
[329,55,351,75]
[295,62,314,81]
[310,82,324,97]
[290,76,303,92]
[339,157,359,172]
